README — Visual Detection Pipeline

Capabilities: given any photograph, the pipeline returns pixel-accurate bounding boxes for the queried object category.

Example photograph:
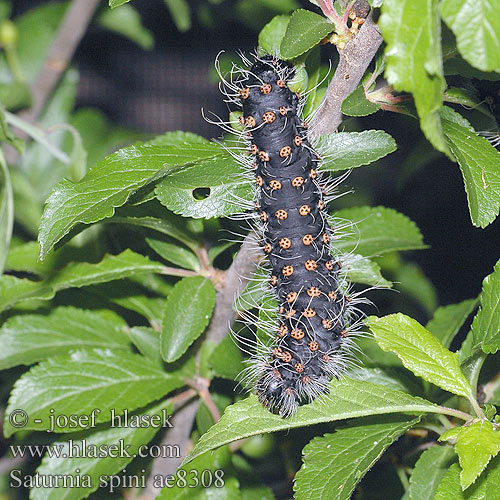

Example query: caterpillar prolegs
[221,55,364,417]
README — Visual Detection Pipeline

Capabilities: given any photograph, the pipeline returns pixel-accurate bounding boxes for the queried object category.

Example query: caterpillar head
[256,371,299,418]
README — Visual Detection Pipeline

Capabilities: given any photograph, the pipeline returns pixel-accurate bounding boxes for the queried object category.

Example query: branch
[308,8,383,139]
[23,0,101,123]
[140,233,260,498]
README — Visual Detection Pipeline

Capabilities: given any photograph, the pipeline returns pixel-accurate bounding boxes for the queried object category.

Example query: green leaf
[258,15,290,57]
[380,0,450,156]
[440,0,500,73]
[0,149,13,273]
[38,136,226,259]
[0,275,54,312]
[4,349,184,437]
[434,463,487,500]
[441,107,500,228]
[468,258,500,357]
[486,456,500,499]
[48,249,165,291]
[110,213,201,251]
[97,4,154,50]
[440,420,500,489]
[161,276,216,362]
[315,130,396,172]
[345,254,392,288]
[31,399,171,500]
[109,0,130,7]
[129,326,162,364]
[408,445,456,500]
[0,307,130,369]
[334,206,426,256]
[183,378,438,464]
[294,415,420,500]
[157,446,237,499]
[426,299,478,348]
[146,236,200,271]
[164,0,192,32]
[154,156,251,219]
[341,85,380,117]
[280,9,333,60]
[367,314,474,398]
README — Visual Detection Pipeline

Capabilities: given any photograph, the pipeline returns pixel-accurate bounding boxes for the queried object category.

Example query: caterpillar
[218,54,364,418]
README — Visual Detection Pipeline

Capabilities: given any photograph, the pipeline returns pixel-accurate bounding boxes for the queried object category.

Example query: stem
[309,9,383,138]
[4,111,70,164]
[162,266,199,278]
[396,466,410,491]
[434,405,473,422]
[4,45,24,83]
[460,351,487,419]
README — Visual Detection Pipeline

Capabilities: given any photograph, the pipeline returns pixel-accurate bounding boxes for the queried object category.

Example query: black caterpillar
[220,54,362,417]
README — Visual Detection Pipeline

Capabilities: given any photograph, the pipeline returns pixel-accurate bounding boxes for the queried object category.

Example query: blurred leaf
[16,69,77,204]
[32,399,171,500]
[294,416,420,500]
[109,0,130,7]
[440,0,500,73]
[0,107,23,153]
[444,56,500,81]
[408,445,456,500]
[0,275,53,312]
[0,1,11,21]
[0,149,13,272]
[209,335,244,380]
[380,0,450,157]
[0,3,66,82]
[4,349,184,436]
[334,206,426,256]
[315,130,396,172]
[345,254,392,288]
[434,463,487,500]
[258,14,290,57]
[367,314,474,398]
[183,378,437,464]
[441,107,500,228]
[146,236,200,271]
[341,85,380,116]
[280,9,333,60]
[154,156,251,219]
[395,262,438,317]
[161,276,216,362]
[98,4,154,50]
[426,299,478,348]
[38,135,225,259]
[0,80,31,110]
[0,306,129,369]
[440,421,500,489]
[302,46,321,117]
[164,0,191,32]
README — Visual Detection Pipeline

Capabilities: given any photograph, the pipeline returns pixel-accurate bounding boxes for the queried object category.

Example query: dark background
[11,0,500,313]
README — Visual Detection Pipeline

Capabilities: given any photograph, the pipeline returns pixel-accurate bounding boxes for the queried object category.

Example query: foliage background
[0,0,499,499]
